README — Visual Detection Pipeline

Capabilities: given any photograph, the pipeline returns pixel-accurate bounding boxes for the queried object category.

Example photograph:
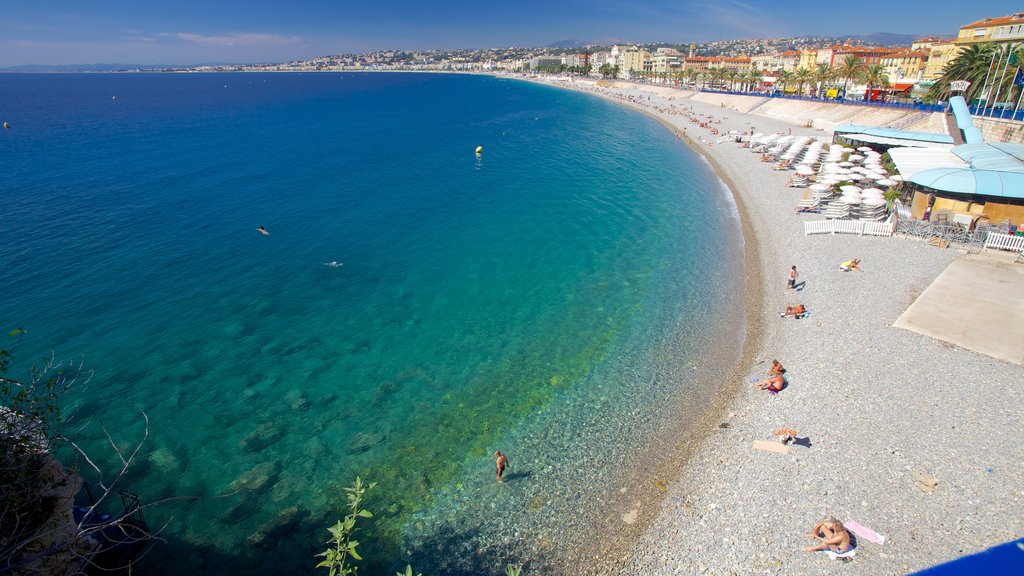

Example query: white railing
[984,232,1024,252]
[804,220,833,235]
[803,212,897,237]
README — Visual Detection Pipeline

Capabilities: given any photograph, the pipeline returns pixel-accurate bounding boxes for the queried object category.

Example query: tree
[1,329,152,576]
[795,67,814,96]
[837,54,865,98]
[813,63,835,99]
[926,43,1017,105]
[863,64,891,100]
[776,70,795,94]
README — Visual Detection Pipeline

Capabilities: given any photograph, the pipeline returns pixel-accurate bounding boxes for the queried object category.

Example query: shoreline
[516,75,1024,575]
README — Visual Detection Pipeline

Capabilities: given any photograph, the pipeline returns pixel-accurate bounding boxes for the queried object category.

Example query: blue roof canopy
[911,167,1024,199]
[833,124,954,144]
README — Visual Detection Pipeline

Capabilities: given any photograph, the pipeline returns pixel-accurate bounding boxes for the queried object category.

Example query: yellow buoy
[475,146,483,155]
[2,122,8,129]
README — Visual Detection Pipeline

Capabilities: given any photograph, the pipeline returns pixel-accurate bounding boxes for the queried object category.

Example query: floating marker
[475,145,483,155]
[2,122,8,129]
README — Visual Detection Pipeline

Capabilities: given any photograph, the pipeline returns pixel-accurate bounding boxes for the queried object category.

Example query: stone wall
[972,116,1024,143]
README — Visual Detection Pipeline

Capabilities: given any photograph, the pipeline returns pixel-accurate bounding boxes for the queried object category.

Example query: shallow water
[0,73,743,574]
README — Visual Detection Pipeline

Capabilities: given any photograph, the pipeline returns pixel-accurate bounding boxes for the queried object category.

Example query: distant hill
[837,33,923,46]
[546,39,587,49]
[0,62,240,73]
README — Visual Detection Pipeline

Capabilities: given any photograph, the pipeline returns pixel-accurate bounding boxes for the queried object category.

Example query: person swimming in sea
[256,226,270,236]
[323,261,342,268]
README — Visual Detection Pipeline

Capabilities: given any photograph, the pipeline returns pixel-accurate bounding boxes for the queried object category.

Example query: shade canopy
[910,168,1024,200]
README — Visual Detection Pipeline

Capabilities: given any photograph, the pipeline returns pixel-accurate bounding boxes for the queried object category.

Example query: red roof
[961,13,1024,29]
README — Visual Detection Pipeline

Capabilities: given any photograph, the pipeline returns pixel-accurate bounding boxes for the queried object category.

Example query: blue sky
[0,1,1016,66]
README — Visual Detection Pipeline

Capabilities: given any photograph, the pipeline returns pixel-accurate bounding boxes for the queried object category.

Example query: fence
[983,232,1024,252]
[692,87,945,113]
[804,212,898,237]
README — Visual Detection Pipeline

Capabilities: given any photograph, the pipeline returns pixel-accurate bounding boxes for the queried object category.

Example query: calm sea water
[0,73,743,574]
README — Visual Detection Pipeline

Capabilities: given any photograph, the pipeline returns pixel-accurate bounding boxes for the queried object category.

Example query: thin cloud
[685,0,788,39]
[161,32,301,47]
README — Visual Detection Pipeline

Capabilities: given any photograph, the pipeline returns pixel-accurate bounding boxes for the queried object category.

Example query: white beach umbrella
[862,197,886,206]
[890,175,904,182]
[809,183,830,192]
[860,188,885,196]
[840,185,862,193]
[857,146,873,152]
[838,161,854,167]
[795,165,816,175]
[848,154,864,161]
[846,173,864,181]
[875,178,895,186]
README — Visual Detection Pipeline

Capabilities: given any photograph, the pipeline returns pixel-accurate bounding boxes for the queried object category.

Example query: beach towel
[824,547,857,560]
[845,520,886,545]
[752,440,790,455]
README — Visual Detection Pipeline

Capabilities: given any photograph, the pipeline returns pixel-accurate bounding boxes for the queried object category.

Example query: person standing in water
[493,450,509,482]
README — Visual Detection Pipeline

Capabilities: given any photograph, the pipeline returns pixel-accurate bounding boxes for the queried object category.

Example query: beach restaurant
[890,142,1024,230]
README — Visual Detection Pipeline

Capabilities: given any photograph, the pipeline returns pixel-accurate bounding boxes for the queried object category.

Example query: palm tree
[813,63,834,99]
[837,54,865,98]
[725,69,739,91]
[795,67,814,97]
[776,70,795,94]
[863,64,890,100]
[926,43,1021,105]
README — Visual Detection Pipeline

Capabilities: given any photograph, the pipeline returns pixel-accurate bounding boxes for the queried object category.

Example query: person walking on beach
[493,450,509,482]
[787,266,799,290]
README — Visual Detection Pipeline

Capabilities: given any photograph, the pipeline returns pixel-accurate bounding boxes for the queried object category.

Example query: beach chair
[795,200,822,213]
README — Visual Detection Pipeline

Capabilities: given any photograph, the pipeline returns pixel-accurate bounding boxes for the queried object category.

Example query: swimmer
[256,226,270,236]
[322,261,343,268]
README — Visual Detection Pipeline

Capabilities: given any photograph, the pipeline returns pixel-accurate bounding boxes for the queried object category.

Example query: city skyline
[0,1,1016,67]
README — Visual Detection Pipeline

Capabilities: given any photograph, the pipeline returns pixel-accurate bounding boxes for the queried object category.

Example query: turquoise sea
[0,73,744,574]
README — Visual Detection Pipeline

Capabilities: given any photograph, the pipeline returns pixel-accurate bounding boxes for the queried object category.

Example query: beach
[521,76,1024,574]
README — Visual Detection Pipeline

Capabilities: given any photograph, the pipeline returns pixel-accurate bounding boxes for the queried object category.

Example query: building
[880,49,928,82]
[528,56,563,70]
[651,48,683,76]
[828,44,897,67]
[620,47,652,77]
[922,40,960,80]
[682,56,751,72]
[751,51,800,73]
[955,12,1024,46]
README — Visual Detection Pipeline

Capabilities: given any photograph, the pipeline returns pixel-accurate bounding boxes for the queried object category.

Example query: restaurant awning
[840,133,953,148]
[887,147,966,179]
[910,168,1024,199]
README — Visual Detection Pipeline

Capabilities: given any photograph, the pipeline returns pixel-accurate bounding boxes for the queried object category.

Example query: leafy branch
[316,476,376,576]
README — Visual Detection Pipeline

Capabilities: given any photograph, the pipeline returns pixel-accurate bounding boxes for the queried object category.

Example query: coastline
[516,75,1024,575]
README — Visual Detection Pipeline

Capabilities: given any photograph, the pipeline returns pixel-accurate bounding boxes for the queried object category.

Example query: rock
[150,446,181,474]
[912,470,938,492]
[229,462,279,494]
[247,505,306,548]
[239,422,285,453]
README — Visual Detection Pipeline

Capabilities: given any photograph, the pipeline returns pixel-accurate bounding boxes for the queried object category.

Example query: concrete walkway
[894,251,1024,365]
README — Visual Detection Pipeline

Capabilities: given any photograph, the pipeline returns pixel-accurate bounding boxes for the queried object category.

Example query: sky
[0,1,1018,66]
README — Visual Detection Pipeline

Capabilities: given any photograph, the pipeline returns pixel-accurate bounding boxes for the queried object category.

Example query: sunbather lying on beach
[769,359,785,376]
[756,373,784,392]
[840,259,861,271]
[806,518,853,554]
[780,304,806,318]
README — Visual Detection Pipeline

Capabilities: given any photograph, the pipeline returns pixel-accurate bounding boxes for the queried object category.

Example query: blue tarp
[911,538,1024,575]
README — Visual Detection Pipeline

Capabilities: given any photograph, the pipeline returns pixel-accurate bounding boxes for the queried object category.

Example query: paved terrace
[894,251,1024,365]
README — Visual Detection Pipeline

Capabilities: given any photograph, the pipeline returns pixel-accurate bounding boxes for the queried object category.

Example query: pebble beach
[524,76,1024,575]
